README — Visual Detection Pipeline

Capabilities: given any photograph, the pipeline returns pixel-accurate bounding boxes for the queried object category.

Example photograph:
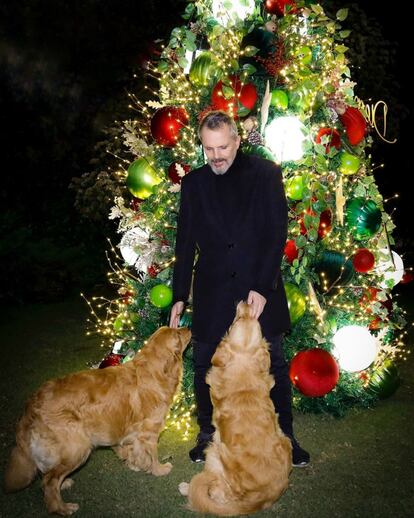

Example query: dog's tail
[4,418,37,493]
[186,472,255,516]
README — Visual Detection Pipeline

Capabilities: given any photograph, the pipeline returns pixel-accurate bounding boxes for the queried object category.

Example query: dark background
[0,0,412,303]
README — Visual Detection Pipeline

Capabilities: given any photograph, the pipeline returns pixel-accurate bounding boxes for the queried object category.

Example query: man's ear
[211,344,232,367]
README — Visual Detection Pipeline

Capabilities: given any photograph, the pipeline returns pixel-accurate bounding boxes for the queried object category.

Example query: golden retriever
[179,302,291,515]
[4,326,191,515]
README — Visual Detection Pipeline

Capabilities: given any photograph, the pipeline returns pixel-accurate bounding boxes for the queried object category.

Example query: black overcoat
[172,151,291,343]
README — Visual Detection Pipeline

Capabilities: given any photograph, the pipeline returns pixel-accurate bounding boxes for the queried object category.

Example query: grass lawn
[1,292,413,517]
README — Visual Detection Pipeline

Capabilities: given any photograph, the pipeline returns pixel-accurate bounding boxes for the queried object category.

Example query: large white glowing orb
[376,249,404,289]
[332,325,378,372]
[264,116,307,163]
[212,0,255,26]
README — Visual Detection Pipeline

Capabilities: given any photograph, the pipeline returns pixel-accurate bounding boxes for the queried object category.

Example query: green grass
[1,294,413,517]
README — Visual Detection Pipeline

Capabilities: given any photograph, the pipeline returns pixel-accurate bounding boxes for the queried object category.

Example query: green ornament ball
[189,52,218,87]
[149,284,173,308]
[270,89,289,110]
[126,158,162,199]
[286,175,304,201]
[284,282,307,324]
[314,250,354,293]
[339,151,360,175]
[296,45,312,65]
[346,198,382,240]
[368,360,401,399]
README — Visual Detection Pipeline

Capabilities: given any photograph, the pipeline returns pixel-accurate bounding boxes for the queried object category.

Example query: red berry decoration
[353,248,375,273]
[150,106,189,147]
[284,239,298,263]
[318,209,332,239]
[99,353,123,369]
[339,106,367,146]
[168,162,191,184]
[147,263,161,278]
[299,208,332,239]
[369,316,382,330]
[130,198,143,211]
[289,349,339,397]
[265,0,298,16]
[211,76,257,119]
[359,286,379,312]
[315,127,341,153]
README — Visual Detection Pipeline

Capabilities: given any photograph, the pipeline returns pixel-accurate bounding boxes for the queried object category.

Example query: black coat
[172,151,291,343]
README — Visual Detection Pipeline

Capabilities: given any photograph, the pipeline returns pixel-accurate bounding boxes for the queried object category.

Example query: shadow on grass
[1,292,413,517]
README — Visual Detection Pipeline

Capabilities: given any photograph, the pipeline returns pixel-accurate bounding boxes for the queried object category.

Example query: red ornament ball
[339,106,367,146]
[99,353,123,369]
[353,248,375,273]
[315,127,341,153]
[284,239,298,263]
[168,162,191,184]
[289,348,339,397]
[211,76,257,119]
[150,106,189,147]
[401,271,414,284]
[265,0,298,16]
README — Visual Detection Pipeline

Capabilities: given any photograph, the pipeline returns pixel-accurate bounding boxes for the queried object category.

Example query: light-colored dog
[4,326,191,515]
[179,302,291,515]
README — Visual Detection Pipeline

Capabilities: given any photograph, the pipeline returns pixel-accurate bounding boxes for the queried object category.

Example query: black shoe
[289,437,310,467]
[189,432,213,463]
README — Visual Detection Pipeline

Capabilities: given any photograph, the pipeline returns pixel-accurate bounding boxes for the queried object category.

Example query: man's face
[200,124,241,175]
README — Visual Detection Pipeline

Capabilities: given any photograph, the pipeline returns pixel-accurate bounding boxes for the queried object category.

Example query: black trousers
[192,334,293,438]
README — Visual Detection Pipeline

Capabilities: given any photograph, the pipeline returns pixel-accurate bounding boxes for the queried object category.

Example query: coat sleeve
[252,163,288,298]
[172,176,196,304]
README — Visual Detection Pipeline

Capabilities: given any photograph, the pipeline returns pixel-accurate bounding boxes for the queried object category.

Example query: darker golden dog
[179,302,291,515]
[4,326,191,515]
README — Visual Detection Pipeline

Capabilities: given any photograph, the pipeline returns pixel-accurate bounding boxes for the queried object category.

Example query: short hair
[198,110,239,140]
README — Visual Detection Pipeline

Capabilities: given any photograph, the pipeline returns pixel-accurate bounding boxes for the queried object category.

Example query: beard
[208,158,230,175]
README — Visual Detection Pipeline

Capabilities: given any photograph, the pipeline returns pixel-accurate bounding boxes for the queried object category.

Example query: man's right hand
[169,301,184,328]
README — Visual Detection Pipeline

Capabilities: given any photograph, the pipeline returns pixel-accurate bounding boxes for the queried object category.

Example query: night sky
[1,0,412,302]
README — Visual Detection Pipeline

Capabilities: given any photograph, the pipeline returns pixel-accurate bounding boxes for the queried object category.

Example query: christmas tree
[84,0,409,434]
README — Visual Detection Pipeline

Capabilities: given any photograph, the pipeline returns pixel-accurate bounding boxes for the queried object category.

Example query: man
[169,110,309,467]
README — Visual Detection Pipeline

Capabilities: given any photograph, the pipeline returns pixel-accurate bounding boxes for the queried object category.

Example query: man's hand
[247,290,267,319]
[169,301,184,328]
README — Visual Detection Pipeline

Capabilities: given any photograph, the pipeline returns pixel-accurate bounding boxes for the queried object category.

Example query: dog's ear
[211,344,232,367]
[254,346,271,373]
[177,327,191,346]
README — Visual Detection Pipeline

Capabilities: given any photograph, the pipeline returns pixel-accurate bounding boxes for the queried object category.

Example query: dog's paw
[51,502,79,516]
[152,461,173,476]
[178,482,189,496]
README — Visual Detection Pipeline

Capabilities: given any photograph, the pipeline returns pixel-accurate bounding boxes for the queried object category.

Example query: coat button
[228,243,235,249]
[231,271,237,278]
